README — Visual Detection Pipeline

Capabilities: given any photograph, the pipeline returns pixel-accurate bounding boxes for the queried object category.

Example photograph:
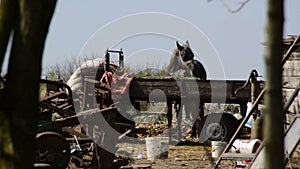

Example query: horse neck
[175,51,188,67]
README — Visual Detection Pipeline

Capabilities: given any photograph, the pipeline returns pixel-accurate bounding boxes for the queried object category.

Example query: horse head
[167,40,207,80]
[176,40,194,62]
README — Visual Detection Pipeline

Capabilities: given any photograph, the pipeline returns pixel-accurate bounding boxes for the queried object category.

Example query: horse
[167,41,207,80]
[166,41,207,138]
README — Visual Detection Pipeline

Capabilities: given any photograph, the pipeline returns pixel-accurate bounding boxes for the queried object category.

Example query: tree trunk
[1,0,57,168]
[264,0,284,168]
[0,1,19,168]
[0,0,18,72]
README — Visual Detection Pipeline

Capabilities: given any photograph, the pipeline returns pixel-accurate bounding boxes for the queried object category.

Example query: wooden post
[251,76,260,139]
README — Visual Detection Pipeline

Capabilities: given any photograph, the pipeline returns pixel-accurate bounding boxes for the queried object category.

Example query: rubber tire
[198,113,239,146]
[35,132,71,169]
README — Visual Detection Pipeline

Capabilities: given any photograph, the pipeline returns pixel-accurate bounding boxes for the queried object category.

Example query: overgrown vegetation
[45,57,203,82]
[44,57,171,81]
[135,68,168,79]
[44,56,83,82]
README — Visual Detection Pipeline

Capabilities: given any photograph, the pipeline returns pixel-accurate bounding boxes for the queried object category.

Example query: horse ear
[176,41,184,51]
[186,40,189,47]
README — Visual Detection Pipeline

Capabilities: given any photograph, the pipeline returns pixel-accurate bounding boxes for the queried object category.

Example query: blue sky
[41,0,299,80]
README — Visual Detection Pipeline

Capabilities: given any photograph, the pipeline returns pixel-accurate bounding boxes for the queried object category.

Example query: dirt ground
[66,124,300,169]
[112,115,300,169]
[68,112,300,169]
[115,117,217,169]
[115,139,300,169]
[116,141,216,169]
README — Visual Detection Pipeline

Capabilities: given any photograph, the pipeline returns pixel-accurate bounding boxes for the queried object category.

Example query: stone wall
[282,46,300,123]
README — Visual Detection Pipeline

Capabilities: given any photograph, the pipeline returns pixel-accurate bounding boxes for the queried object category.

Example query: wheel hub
[205,122,225,140]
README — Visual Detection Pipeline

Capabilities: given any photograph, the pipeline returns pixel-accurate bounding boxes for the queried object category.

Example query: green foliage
[39,83,47,98]
[135,68,168,79]
[44,56,83,82]
[46,71,59,81]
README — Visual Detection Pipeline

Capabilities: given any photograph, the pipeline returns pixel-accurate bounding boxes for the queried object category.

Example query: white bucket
[232,139,261,154]
[211,141,227,158]
[145,137,169,160]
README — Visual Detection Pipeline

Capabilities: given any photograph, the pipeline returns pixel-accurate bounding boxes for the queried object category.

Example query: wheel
[35,132,71,169]
[198,113,239,145]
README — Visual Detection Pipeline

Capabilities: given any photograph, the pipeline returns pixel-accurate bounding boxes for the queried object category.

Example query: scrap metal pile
[36,50,136,169]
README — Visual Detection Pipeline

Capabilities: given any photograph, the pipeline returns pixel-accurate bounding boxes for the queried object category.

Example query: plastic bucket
[211,141,227,158]
[232,139,261,154]
[145,137,169,160]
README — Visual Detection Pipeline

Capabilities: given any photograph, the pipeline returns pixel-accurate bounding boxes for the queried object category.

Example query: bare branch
[219,0,250,13]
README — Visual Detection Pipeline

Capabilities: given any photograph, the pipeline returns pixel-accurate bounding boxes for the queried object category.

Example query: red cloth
[111,73,134,95]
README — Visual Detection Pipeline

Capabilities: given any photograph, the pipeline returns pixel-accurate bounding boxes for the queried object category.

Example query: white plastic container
[211,141,227,158]
[145,137,169,160]
[232,139,261,154]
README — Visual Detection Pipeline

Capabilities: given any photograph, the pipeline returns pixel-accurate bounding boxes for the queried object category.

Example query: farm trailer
[123,69,264,144]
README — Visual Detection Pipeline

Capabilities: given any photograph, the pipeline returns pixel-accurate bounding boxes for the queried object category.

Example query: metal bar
[57,102,71,109]
[281,34,300,67]
[118,129,133,140]
[39,102,68,118]
[40,78,73,100]
[284,115,300,158]
[283,83,300,113]
[65,137,92,141]
[107,50,122,53]
[61,127,89,138]
[40,91,66,102]
[39,107,117,131]
[119,49,124,70]
[221,153,256,159]
[105,50,110,71]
